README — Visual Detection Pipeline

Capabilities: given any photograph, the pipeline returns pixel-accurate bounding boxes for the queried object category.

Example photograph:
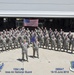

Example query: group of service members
[0,27,74,61]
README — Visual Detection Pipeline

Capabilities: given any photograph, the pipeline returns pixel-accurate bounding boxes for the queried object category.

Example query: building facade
[0,0,74,31]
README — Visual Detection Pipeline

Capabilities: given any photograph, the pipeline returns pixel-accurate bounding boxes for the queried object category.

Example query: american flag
[24,19,38,27]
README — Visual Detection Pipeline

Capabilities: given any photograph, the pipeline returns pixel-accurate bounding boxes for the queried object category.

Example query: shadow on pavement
[17,58,27,62]
[29,55,38,58]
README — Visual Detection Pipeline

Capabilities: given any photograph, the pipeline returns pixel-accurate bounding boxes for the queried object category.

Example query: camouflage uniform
[71,35,74,53]
[20,41,28,61]
[51,35,56,50]
[63,36,70,52]
[33,40,39,58]
[57,35,63,51]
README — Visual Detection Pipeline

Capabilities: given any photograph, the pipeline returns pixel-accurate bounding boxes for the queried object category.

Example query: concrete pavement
[0,45,74,75]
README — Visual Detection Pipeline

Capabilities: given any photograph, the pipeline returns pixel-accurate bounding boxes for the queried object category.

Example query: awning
[0,11,74,18]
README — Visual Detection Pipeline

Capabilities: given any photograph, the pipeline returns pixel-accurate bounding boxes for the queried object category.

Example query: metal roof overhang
[0,11,74,18]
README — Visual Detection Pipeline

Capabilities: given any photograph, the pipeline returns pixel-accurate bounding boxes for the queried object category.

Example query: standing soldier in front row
[51,34,56,50]
[20,40,28,62]
[7,35,13,49]
[13,34,19,48]
[67,31,72,50]
[45,33,50,49]
[63,36,70,52]
[32,39,39,58]
[62,34,66,50]
[71,35,74,53]
[57,35,63,51]
[2,35,7,51]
